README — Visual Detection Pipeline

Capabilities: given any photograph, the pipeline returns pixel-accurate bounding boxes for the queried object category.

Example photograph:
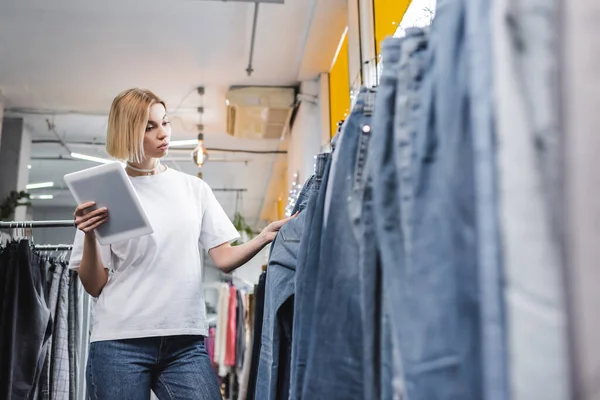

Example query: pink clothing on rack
[225,285,238,366]
[207,327,216,363]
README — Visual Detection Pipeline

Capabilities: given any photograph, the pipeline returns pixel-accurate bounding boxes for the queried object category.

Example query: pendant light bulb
[192,133,209,167]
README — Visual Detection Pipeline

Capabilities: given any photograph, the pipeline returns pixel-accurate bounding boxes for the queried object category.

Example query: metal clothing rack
[34,244,73,251]
[0,220,75,228]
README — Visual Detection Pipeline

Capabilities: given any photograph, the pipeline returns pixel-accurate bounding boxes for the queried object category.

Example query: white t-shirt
[69,168,239,343]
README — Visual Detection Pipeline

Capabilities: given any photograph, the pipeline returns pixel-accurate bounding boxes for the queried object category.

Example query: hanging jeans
[466,0,508,397]
[300,88,376,400]
[289,155,332,400]
[370,30,430,400]
[393,0,481,398]
[492,0,569,398]
[0,240,52,400]
[256,158,326,400]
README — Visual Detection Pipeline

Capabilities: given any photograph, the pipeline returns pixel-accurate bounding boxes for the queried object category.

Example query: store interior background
[0,0,433,310]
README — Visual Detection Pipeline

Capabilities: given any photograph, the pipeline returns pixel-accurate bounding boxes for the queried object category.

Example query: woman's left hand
[260,212,299,243]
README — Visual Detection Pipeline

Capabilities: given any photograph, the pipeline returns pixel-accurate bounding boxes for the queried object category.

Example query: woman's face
[143,103,171,160]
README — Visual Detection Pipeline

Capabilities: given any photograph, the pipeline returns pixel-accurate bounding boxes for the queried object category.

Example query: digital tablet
[63,161,154,245]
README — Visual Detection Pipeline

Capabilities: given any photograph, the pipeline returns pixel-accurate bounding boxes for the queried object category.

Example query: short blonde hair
[106,88,166,163]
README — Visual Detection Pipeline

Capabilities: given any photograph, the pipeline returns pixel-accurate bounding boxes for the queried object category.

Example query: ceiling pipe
[246,1,260,77]
[31,139,287,154]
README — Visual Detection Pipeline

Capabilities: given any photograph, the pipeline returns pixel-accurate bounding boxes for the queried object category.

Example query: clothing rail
[0,220,75,228]
[34,244,73,251]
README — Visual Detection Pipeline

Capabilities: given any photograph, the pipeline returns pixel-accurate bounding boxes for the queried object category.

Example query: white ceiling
[0,0,347,227]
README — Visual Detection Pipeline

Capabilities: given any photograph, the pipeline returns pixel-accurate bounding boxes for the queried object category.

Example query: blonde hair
[106,88,166,163]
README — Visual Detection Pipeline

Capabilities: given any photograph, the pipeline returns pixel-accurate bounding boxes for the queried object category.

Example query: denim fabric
[492,0,569,398]
[289,155,331,400]
[400,0,481,398]
[255,169,321,400]
[370,35,410,400]
[394,29,429,262]
[323,129,343,228]
[466,0,508,397]
[300,88,376,399]
[86,335,221,400]
[349,89,384,400]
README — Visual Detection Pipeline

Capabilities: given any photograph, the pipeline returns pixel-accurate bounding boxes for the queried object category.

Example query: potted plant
[232,211,254,245]
[0,190,31,221]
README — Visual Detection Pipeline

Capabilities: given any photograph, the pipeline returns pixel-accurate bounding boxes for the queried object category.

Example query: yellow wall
[373,0,412,56]
[328,28,351,138]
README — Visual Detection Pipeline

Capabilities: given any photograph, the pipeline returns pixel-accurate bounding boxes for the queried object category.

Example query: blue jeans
[289,154,332,400]
[300,88,376,399]
[370,32,428,400]
[255,159,325,400]
[86,336,221,400]
[402,0,481,398]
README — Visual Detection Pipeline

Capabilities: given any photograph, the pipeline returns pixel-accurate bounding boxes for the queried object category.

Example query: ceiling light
[31,194,54,200]
[28,164,32,169]
[71,152,114,164]
[192,133,209,167]
[26,181,54,190]
[169,139,199,147]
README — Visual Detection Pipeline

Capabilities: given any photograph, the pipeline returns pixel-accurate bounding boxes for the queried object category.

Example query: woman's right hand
[74,201,108,235]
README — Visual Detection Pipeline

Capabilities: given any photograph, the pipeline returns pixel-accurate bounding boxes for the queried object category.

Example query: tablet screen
[64,162,153,245]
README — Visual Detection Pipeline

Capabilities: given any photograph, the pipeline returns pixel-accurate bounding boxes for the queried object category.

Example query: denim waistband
[351,87,377,118]
[315,152,330,182]
[293,152,332,215]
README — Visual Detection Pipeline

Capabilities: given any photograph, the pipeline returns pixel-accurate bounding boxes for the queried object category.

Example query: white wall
[287,78,328,187]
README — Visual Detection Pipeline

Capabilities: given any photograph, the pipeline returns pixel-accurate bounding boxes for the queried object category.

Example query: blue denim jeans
[493,0,568,398]
[466,0,508,397]
[86,335,221,400]
[370,31,430,400]
[402,0,481,398]
[255,160,325,400]
[289,154,331,400]
[300,88,376,399]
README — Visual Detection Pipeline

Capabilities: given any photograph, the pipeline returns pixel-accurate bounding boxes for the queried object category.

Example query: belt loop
[364,89,376,117]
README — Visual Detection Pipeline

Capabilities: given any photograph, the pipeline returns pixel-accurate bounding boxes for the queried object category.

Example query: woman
[69,88,293,399]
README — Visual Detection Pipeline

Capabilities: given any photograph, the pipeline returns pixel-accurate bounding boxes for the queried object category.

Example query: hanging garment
[368,35,407,400]
[67,270,80,400]
[236,289,246,371]
[51,263,71,400]
[238,293,254,400]
[466,0,508,397]
[300,88,375,400]
[370,31,430,400]
[246,272,267,400]
[396,1,481,397]
[216,283,230,377]
[492,0,570,398]
[254,168,322,400]
[225,285,238,367]
[289,155,332,400]
[39,261,63,400]
[0,240,52,400]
